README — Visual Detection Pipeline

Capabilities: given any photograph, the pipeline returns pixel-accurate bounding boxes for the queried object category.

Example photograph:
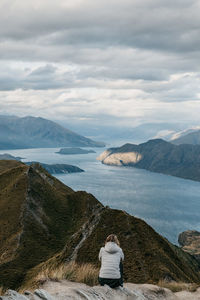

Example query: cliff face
[97,139,200,182]
[1,160,200,291]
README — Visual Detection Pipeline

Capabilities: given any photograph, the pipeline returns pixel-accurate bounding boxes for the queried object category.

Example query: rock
[178,230,200,260]
[4,282,200,300]
[1,290,29,300]
[175,287,200,300]
[33,290,55,300]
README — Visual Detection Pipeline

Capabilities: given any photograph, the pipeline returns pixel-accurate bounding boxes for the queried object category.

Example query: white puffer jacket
[99,242,124,279]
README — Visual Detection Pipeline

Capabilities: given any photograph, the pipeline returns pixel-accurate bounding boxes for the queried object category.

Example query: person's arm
[120,249,124,261]
[99,247,103,261]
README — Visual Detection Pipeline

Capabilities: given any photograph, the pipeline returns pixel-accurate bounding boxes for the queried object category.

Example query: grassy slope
[73,209,200,283]
[1,160,200,290]
[0,161,101,289]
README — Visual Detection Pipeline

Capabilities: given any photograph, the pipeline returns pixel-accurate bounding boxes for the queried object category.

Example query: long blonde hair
[105,234,120,246]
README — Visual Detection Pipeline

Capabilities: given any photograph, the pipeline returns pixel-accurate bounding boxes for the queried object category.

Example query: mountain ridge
[97,139,200,182]
[171,129,200,145]
[1,160,200,291]
[0,115,105,149]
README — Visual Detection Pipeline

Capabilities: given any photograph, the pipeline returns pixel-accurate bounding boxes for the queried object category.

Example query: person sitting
[98,234,124,288]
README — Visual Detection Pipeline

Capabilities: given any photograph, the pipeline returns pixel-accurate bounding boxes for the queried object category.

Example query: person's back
[98,234,124,288]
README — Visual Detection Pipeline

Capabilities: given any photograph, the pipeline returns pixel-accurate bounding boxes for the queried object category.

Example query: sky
[1,0,200,134]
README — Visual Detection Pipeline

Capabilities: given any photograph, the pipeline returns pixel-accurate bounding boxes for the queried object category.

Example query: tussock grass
[20,262,99,292]
[0,286,5,296]
[158,280,199,293]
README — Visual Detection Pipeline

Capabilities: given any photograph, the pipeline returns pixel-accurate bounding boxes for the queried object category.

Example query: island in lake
[56,147,96,155]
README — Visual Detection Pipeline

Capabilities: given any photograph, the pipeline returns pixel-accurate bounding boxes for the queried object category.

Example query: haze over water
[2,146,200,244]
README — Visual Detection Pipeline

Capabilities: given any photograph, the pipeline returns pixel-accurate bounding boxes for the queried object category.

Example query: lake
[1,146,200,244]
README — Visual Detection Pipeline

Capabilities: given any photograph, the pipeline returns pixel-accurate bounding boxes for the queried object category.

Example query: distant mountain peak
[0,115,105,149]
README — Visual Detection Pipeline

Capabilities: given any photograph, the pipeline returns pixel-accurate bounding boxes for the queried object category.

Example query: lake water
[1,146,200,244]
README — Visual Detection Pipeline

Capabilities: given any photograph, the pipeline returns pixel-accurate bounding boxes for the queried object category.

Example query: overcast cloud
[0,0,200,131]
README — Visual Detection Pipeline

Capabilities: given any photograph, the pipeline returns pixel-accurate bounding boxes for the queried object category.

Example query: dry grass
[0,286,5,296]
[20,262,99,291]
[158,280,199,293]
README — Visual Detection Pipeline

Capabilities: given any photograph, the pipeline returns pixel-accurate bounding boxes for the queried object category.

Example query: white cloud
[0,0,200,128]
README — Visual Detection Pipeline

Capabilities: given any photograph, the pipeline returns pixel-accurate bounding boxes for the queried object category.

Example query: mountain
[171,129,200,145]
[0,153,84,174]
[97,139,200,182]
[25,162,84,174]
[1,160,200,291]
[0,115,105,149]
[0,153,23,161]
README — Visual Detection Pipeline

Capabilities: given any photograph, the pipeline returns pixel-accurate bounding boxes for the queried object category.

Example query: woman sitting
[98,234,124,288]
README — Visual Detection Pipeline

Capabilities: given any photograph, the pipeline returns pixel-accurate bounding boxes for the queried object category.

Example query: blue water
[1,147,200,244]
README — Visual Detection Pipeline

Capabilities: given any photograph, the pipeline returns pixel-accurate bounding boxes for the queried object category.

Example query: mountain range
[0,115,105,149]
[171,129,200,145]
[0,160,200,291]
[97,139,200,182]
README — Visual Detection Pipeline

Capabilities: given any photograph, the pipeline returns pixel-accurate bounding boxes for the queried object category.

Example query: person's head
[105,234,120,246]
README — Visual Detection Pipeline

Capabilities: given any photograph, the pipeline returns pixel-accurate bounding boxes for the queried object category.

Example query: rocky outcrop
[2,280,200,300]
[1,160,200,291]
[56,148,96,155]
[0,115,105,149]
[97,139,200,182]
[0,281,180,300]
[26,162,84,174]
[178,230,200,261]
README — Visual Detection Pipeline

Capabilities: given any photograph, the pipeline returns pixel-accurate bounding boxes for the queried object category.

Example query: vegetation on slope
[1,160,200,291]
[98,139,200,182]
[0,161,101,289]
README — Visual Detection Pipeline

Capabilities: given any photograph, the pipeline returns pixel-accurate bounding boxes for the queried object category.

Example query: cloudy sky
[1,0,200,134]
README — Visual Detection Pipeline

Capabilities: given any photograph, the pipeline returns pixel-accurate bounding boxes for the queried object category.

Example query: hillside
[171,129,200,145]
[0,161,101,289]
[0,115,105,149]
[25,162,84,174]
[1,161,200,291]
[97,139,200,182]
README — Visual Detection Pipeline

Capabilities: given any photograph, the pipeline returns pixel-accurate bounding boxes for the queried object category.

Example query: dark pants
[99,261,123,288]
